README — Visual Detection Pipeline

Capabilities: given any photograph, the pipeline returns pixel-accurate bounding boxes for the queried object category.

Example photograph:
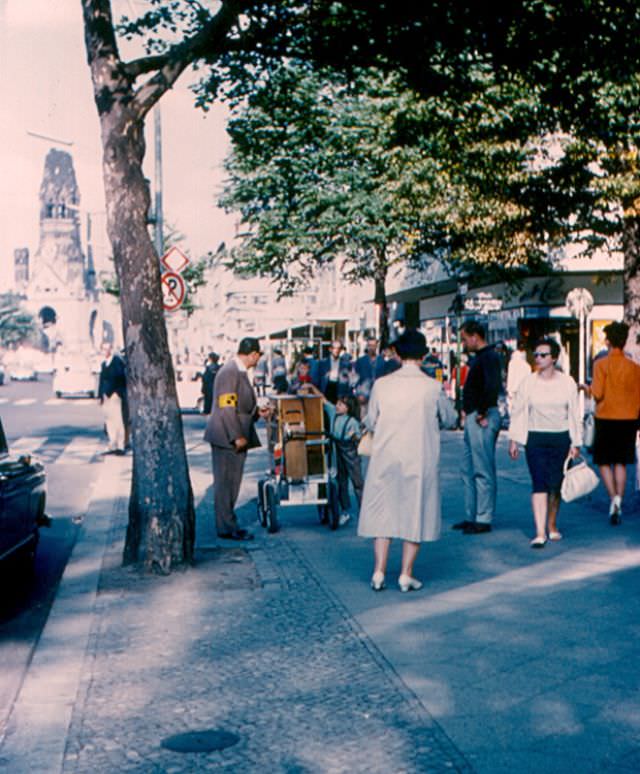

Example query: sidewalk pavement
[1,423,640,773]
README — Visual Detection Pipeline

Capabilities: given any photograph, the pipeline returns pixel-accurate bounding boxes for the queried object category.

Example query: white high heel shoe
[370,571,385,591]
[398,574,423,593]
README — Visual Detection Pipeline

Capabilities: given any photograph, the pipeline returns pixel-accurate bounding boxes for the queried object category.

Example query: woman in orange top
[589,321,640,525]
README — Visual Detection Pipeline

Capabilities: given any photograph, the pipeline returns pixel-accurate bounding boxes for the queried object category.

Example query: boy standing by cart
[305,385,364,526]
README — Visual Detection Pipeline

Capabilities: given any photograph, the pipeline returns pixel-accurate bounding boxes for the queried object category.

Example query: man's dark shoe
[463,522,492,534]
[452,520,474,530]
[218,529,254,541]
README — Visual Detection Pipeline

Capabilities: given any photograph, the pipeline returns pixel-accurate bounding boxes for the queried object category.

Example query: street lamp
[566,287,594,419]
[450,281,468,423]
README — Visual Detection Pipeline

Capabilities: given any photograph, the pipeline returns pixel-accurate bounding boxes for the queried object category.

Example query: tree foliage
[0,295,36,349]
[221,62,564,295]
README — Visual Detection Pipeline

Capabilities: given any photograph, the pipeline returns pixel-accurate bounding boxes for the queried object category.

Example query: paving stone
[60,466,469,774]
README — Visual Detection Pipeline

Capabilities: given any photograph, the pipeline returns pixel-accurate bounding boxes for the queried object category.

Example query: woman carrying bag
[508,338,582,548]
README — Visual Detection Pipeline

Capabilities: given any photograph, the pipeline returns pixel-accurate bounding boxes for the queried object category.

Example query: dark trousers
[325,380,338,404]
[212,446,247,534]
[335,440,364,512]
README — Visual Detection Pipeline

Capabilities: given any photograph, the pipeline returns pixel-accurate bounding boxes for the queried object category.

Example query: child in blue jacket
[324,393,364,526]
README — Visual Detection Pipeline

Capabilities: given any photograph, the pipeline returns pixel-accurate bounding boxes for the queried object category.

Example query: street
[0,373,105,739]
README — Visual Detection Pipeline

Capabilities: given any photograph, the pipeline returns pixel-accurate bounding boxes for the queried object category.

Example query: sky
[0,0,236,290]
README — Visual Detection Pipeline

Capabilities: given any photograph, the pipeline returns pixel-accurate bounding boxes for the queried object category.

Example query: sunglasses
[533,352,552,358]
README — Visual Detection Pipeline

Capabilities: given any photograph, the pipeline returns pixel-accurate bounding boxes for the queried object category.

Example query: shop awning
[258,315,351,343]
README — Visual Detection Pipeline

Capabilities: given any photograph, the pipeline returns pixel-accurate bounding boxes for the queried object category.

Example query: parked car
[175,365,204,413]
[8,360,37,381]
[0,418,48,570]
[53,357,98,398]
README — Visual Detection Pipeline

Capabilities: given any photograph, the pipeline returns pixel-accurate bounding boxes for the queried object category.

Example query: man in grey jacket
[204,337,267,541]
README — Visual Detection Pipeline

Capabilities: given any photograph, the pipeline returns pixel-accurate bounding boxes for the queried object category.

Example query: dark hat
[237,337,262,355]
[393,329,428,360]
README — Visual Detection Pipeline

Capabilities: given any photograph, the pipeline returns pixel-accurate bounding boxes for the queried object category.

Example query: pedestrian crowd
[200,319,640,593]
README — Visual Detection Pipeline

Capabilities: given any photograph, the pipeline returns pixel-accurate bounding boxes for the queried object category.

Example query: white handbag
[357,431,374,456]
[560,455,599,502]
[583,413,595,448]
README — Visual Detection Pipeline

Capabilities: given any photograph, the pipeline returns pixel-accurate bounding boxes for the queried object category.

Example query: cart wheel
[257,479,267,528]
[265,483,279,534]
[328,479,340,531]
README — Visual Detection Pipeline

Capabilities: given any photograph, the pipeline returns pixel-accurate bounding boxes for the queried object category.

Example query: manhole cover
[161,729,239,753]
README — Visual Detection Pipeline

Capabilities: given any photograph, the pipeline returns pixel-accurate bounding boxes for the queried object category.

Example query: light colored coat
[357,363,449,543]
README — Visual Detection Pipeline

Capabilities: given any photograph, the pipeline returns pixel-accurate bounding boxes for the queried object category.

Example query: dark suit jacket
[201,362,220,414]
[314,354,352,398]
[98,355,126,400]
[203,359,260,450]
[353,354,388,399]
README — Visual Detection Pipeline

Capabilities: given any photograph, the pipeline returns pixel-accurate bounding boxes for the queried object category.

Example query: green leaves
[221,60,562,294]
[0,295,36,348]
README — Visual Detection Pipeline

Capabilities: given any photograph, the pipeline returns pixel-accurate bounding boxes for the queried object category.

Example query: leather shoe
[218,529,254,541]
[452,520,474,530]
[463,522,492,534]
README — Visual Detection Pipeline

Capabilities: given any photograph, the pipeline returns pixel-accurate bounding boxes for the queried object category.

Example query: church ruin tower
[25,149,98,351]
[30,149,87,298]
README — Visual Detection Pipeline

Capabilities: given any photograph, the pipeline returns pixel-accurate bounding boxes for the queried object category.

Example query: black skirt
[592,418,638,465]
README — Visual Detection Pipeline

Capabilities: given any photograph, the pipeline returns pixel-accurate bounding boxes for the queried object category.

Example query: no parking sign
[161,271,186,312]
[161,246,190,312]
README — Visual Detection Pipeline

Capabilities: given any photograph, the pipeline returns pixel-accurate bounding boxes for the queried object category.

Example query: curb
[0,455,130,774]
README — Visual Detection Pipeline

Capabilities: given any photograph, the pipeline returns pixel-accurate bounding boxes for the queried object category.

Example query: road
[0,373,105,738]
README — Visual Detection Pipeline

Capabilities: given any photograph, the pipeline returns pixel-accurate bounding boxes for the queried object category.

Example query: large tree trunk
[82,0,196,572]
[101,106,195,572]
[622,213,640,362]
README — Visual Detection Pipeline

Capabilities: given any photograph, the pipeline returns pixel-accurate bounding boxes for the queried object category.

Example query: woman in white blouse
[508,338,582,548]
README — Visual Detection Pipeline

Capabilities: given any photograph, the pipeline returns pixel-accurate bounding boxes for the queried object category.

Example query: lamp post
[566,287,594,419]
[451,281,468,424]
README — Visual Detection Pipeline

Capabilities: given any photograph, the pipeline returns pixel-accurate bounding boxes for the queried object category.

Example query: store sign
[464,292,503,314]
[591,319,613,358]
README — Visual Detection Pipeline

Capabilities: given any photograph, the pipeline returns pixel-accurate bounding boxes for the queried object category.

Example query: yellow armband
[218,392,238,408]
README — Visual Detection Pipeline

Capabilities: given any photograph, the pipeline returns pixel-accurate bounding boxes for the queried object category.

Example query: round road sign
[161,271,186,312]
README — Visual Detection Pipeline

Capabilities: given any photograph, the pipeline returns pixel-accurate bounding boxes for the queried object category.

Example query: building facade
[386,253,624,381]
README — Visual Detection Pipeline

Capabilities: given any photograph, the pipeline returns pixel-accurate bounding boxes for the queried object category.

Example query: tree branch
[123,55,172,79]
[132,0,247,117]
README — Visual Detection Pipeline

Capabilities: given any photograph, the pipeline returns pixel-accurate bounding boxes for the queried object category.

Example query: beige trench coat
[357,363,448,543]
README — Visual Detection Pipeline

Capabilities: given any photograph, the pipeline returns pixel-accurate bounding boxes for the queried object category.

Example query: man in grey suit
[204,337,268,541]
